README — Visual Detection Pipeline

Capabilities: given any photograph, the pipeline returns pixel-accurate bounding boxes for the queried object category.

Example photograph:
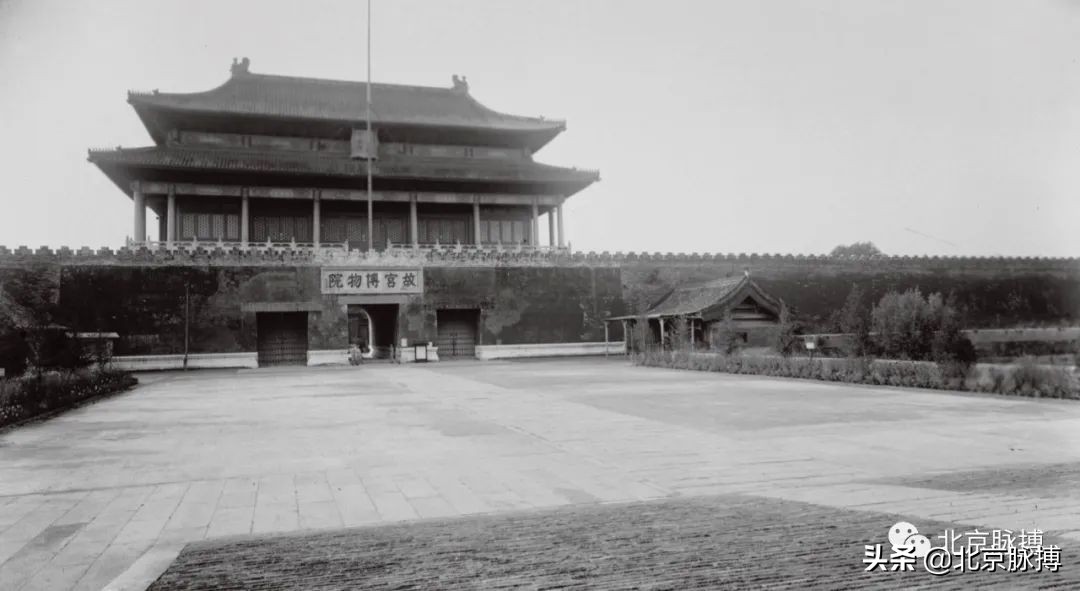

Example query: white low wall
[475,341,626,360]
[399,345,439,363]
[309,347,443,364]
[110,342,625,369]
[111,352,258,371]
[307,350,349,366]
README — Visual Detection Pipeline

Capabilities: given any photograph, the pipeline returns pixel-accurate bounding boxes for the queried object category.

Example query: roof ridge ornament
[230,57,251,77]
[451,74,469,93]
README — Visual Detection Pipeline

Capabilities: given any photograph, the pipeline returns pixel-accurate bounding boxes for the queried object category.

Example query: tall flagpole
[365,0,374,252]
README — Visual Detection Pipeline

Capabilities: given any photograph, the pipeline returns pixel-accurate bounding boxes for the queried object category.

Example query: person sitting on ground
[349,340,367,365]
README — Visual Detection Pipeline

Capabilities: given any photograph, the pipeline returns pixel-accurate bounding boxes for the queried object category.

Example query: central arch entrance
[347,304,399,359]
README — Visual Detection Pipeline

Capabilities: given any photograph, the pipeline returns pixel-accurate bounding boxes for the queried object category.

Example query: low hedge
[0,367,137,429]
[635,351,1079,399]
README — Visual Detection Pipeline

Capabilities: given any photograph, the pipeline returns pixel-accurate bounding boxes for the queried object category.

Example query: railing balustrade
[125,239,571,257]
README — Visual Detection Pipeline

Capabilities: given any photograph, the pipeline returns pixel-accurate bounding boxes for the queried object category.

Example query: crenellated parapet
[588,251,1080,266]
[0,244,606,268]
[0,245,1078,271]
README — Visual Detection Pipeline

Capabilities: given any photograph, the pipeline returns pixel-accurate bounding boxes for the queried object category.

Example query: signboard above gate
[321,268,423,295]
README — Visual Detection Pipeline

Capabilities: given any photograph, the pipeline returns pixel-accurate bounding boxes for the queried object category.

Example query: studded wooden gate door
[256,312,308,367]
[436,309,479,359]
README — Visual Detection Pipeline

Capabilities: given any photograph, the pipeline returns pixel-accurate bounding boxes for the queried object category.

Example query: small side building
[608,272,785,352]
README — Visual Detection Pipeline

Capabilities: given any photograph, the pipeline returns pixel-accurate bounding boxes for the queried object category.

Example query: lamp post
[365,0,374,252]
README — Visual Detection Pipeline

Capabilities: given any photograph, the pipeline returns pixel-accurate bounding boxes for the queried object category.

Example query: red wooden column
[548,208,555,246]
[530,200,540,247]
[131,181,146,244]
[165,185,176,246]
[312,191,321,247]
[556,201,565,247]
[410,194,419,247]
[473,198,481,247]
[240,189,250,247]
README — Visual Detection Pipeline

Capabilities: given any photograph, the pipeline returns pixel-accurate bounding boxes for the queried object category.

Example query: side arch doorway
[436,309,480,359]
[256,312,308,367]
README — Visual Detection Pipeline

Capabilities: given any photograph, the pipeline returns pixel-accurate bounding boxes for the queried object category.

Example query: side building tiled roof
[608,275,784,321]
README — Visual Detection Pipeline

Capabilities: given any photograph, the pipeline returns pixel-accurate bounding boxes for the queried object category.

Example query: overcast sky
[1,0,1078,256]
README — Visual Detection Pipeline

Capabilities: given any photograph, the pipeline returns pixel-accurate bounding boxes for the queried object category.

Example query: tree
[1,267,59,377]
[870,288,975,367]
[871,288,936,360]
[668,316,689,351]
[931,293,976,377]
[830,242,883,257]
[712,312,743,355]
[631,316,652,353]
[830,285,872,357]
[0,329,30,377]
[773,307,801,356]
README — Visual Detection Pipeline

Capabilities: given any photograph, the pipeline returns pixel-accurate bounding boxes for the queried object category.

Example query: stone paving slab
[146,494,1080,590]
[0,359,1078,590]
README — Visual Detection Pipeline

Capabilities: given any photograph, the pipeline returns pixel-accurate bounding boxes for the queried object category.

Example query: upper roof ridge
[240,71,461,94]
[223,56,464,94]
[125,59,569,150]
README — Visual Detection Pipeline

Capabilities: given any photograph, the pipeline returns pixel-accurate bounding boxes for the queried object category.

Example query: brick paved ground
[1,359,1079,590]
[880,462,1080,499]
[147,494,1078,590]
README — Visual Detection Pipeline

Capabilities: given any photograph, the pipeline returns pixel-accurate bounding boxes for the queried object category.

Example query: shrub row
[634,351,1079,399]
[0,368,137,429]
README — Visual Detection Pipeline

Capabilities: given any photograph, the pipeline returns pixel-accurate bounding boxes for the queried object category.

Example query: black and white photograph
[1,1,1079,589]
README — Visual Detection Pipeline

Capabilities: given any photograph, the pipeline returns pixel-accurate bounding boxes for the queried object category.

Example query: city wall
[1,245,1078,359]
[620,254,1080,329]
[0,246,626,356]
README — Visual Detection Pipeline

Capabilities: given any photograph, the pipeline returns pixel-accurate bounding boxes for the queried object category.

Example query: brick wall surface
[2,248,1078,356]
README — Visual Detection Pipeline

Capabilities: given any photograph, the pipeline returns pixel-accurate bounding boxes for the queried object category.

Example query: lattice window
[181,214,196,240]
[262,217,278,241]
[196,214,211,239]
[321,218,344,243]
[346,218,366,242]
[283,217,296,242]
[253,217,267,241]
[292,217,313,242]
[226,215,239,240]
[385,220,404,244]
[211,216,225,241]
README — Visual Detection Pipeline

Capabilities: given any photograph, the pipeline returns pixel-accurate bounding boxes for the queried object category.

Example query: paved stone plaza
[1,358,1080,590]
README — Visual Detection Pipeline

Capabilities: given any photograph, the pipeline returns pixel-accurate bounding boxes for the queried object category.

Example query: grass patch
[0,367,137,429]
[635,351,1079,399]
[147,494,1080,590]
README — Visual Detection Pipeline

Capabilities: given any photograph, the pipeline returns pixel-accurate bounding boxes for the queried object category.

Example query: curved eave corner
[86,150,135,198]
[128,100,170,145]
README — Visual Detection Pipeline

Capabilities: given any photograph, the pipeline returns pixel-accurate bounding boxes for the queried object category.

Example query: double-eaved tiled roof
[88,146,599,188]
[128,69,566,133]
